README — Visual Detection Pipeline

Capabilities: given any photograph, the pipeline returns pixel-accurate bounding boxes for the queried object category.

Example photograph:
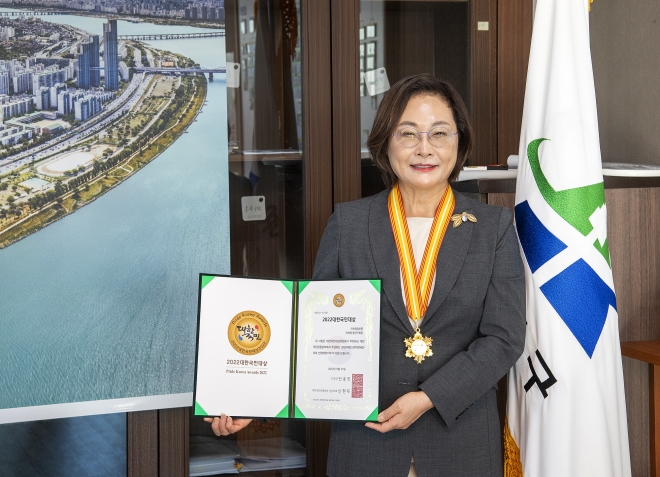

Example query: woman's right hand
[204,414,253,436]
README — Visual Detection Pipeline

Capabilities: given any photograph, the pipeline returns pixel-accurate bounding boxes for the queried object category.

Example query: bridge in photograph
[134,66,226,79]
[0,10,71,16]
[118,31,225,41]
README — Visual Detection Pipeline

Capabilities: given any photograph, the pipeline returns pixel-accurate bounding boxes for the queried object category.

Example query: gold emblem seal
[333,294,345,307]
[228,310,271,356]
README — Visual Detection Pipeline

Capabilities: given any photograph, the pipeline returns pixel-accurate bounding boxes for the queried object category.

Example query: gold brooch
[451,212,477,228]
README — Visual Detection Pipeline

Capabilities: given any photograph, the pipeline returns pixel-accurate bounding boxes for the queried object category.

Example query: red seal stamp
[351,373,363,398]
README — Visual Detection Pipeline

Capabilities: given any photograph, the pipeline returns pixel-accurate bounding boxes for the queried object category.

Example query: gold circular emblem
[333,294,345,307]
[228,310,271,356]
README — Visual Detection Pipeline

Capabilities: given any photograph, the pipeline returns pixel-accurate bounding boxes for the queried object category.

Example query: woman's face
[387,94,458,195]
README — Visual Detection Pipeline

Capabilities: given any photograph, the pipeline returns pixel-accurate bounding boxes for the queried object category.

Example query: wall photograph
[0,6,230,423]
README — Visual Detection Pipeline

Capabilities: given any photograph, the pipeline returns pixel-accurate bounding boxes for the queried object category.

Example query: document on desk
[194,275,381,421]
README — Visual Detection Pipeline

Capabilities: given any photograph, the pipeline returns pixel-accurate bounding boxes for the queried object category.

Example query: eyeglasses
[392,126,459,148]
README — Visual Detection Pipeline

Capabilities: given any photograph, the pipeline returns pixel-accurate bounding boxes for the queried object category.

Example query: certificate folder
[194,274,381,421]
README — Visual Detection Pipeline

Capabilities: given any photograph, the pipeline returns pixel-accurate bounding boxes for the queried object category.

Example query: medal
[388,184,456,364]
[404,330,433,364]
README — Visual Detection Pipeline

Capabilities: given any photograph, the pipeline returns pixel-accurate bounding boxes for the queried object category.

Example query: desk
[621,341,660,477]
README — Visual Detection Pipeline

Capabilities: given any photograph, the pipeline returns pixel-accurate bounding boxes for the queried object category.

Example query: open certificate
[194,275,381,421]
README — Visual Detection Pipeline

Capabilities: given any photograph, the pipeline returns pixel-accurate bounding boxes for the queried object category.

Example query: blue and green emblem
[515,139,616,358]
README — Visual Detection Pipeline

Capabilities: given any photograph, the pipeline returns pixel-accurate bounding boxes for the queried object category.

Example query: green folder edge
[194,276,212,419]
[195,401,208,416]
[200,275,215,289]
[366,281,380,421]
[281,280,294,294]
[298,280,311,294]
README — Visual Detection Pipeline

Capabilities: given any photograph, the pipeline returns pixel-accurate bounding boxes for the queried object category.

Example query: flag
[505,0,631,475]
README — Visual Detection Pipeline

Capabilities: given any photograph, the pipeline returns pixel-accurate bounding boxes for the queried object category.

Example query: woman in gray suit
[209,74,526,477]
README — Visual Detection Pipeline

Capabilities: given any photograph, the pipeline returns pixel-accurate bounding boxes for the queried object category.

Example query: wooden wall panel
[497,0,532,164]
[128,408,189,477]
[331,0,361,205]
[469,0,498,166]
[626,357,652,477]
[159,408,189,477]
[384,3,437,83]
[432,3,470,103]
[591,0,660,166]
[306,421,332,477]
[303,0,334,278]
[608,188,660,343]
[487,191,514,211]
[609,187,660,477]
[127,411,159,477]
[609,185,660,378]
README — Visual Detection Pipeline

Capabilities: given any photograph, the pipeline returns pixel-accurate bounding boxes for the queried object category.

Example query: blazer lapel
[422,190,474,323]
[368,190,415,333]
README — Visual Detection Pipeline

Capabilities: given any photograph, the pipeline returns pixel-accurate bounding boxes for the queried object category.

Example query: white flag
[505,0,631,475]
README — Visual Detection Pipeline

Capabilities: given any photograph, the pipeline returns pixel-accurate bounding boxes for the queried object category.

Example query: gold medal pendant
[388,184,454,366]
[404,329,433,364]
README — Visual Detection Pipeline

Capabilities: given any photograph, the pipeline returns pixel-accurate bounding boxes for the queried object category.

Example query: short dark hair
[367,74,474,188]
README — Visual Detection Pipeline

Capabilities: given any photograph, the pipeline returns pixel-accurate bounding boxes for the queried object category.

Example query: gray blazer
[313,189,526,477]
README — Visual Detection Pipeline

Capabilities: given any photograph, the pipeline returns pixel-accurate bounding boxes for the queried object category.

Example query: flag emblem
[515,141,617,357]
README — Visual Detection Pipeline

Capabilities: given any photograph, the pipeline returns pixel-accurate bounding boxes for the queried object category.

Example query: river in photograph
[0,10,230,409]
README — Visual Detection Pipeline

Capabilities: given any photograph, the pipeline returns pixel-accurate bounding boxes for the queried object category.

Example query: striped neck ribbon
[387,183,455,326]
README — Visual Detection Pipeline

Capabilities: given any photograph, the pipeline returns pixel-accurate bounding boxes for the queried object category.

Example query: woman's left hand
[364,391,434,433]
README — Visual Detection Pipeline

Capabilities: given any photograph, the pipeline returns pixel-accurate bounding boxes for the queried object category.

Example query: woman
[208,74,525,477]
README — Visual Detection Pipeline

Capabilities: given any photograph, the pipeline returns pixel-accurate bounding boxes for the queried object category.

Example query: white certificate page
[294,280,381,421]
[195,276,294,418]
